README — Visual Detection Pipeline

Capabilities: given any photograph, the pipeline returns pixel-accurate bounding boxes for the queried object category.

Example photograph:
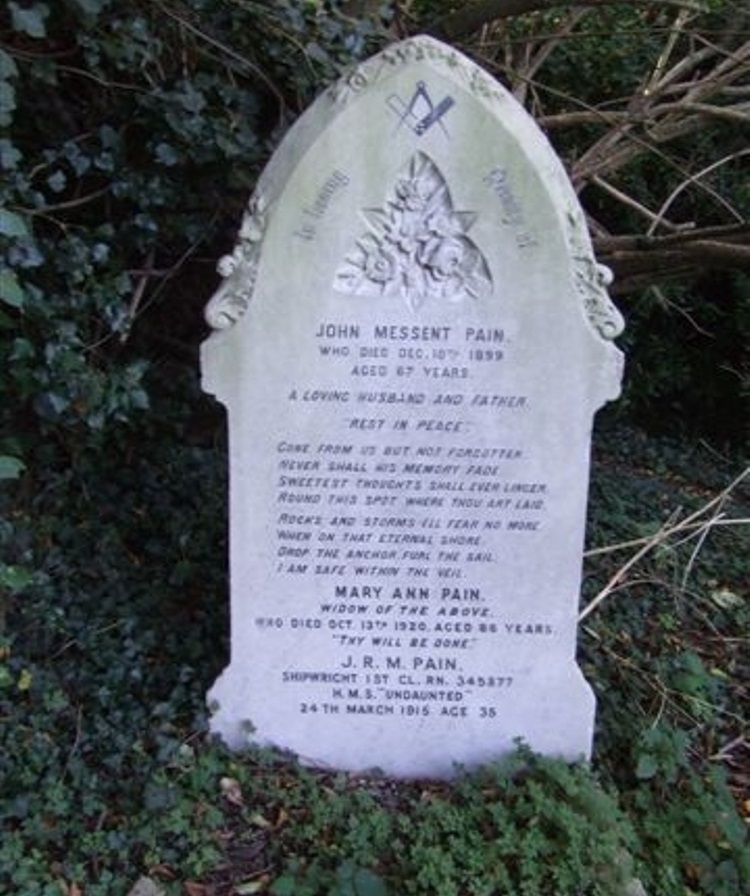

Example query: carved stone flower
[363,244,397,285]
[334,152,492,308]
[395,176,432,212]
[420,234,492,301]
[422,235,471,280]
[385,212,422,254]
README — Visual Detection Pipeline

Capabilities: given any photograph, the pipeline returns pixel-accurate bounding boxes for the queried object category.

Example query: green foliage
[617,272,750,442]
[397,752,639,896]
[271,859,389,896]
[0,454,25,479]
[215,744,639,896]
[0,0,389,455]
[0,364,230,892]
[2,412,747,894]
[582,425,749,896]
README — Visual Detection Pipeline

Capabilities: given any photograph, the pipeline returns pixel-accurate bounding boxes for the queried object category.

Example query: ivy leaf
[8,2,50,39]
[305,41,330,65]
[352,868,388,896]
[71,0,110,15]
[269,876,296,896]
[234,883,266,895]
[155,142,180,166]
[335,862,389,896]
[0,82,16,126]
[635,753,658,780]
[0,139,22,169]
[0,208,29,238]
[0,455,26,479]
[0,270,25,308]
[0,565,33,590]
[0,50,19,80]
[47,170,67,193]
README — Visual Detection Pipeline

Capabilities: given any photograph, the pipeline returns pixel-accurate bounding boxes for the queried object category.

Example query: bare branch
[659,101,750,124]
[579,467,750,622]
[156,2,287,113]
[26,186,111,216]
[538,109,628,127]
[648,149,750,235]
[592,176,682,231]
[510,8,590,103]
[595,226,750,292]
[643,7,694,97]
[429,0,705,41]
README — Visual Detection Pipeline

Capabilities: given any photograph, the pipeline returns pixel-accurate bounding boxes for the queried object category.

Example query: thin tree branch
[510,8,589,103]
[648,148,750,235]
[594,225,750,291]
[156,2,287,112]
[25,186,111,216]
[579,467,750,622]
[429,0,706,41]
[592,176,683,231]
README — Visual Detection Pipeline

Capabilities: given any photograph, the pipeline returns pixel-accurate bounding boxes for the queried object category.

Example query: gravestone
[201,35,624,778]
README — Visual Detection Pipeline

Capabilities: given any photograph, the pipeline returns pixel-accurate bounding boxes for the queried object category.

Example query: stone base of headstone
[209,662,593,777]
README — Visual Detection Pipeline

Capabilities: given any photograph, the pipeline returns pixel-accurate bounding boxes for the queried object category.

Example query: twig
[579,467,750,622]
[579,510,682,623]
[584,516,749,558]
[643,7,693,98]
[679,515,724,593]
[63,704,84,778]
[26,186,111,216]
[709,734,747,762]
[511,8,589,104]
[647,148,750,235]
[592,176,682,230]
[157,2,287,113]
[120,248,156,345]
[430,0,706,41]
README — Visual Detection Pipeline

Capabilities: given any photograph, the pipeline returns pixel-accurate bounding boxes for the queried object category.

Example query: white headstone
[201,36,624,778]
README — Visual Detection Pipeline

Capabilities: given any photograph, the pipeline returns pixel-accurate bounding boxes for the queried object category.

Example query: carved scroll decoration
[334,152,492,312]
[204,195,268,330]
[565,209,625,340]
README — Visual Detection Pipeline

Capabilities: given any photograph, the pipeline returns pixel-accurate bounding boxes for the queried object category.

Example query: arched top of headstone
[204,35,624,343]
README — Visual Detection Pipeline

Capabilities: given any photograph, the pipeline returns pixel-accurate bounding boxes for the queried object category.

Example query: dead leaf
[234,880,267,895]
[127,877,166,896]
[56,881,84,896]
[149,865,176,881]
[248,811,272,829]
[184,882,207,896]
[711,587,744,609]
[220,776,244,806]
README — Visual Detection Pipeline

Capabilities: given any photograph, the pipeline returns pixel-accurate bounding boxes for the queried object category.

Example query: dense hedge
[0,0,389,468]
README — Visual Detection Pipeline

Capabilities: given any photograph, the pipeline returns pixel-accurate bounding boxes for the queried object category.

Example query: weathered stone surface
[202,35,623,778]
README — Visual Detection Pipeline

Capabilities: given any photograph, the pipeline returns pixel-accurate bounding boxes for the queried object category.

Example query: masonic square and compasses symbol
[388,81,455,136]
